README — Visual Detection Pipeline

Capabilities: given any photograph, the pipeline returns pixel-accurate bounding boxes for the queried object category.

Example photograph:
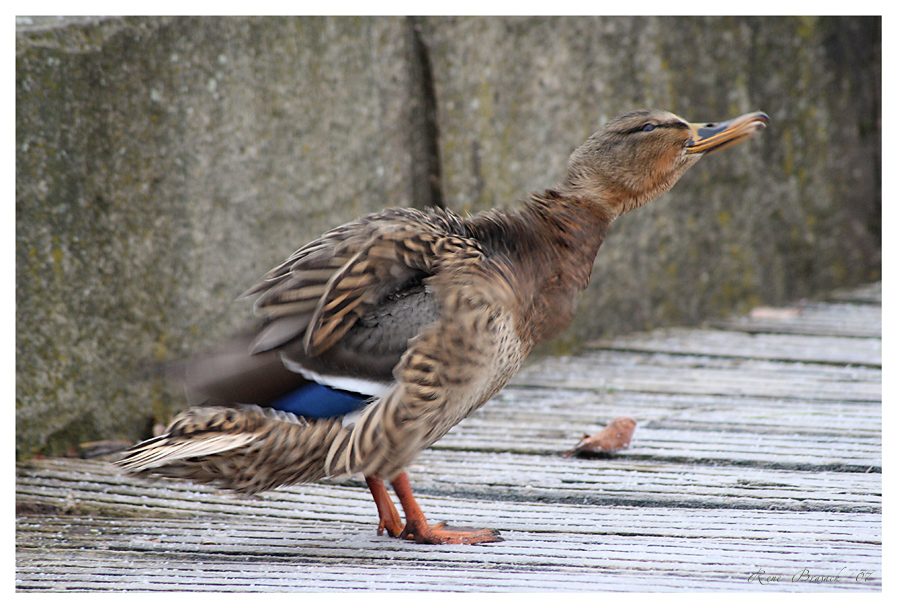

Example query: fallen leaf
[564,417,637,458]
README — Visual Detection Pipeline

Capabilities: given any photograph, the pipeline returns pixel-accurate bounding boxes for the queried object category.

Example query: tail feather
[116,404,356,494]
[116,432,259,472]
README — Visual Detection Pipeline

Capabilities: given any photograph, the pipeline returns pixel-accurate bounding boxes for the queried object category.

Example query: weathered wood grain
[16,282,882,591]
[587,329,880,367]
[514,352,880,402]
[710,302,881,338]
[16,511,880,592]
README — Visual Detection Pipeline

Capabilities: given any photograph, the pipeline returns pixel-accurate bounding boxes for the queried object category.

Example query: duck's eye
[641,123,656,132]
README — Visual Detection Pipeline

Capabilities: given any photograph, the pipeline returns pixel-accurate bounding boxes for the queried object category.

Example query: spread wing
[182,207,477,405]
[244,208,463,357]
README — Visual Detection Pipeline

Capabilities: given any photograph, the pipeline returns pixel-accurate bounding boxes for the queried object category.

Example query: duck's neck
[463,189,614,349]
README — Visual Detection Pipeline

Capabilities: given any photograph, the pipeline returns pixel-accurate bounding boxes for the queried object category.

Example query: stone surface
[417,16,880,344]
[16,16,415,456]
[16,16,880,457]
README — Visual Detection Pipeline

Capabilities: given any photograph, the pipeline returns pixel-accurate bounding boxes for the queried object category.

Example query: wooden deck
[16,282,881,591]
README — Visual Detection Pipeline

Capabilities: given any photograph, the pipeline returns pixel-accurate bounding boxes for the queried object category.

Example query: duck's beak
[684,111,769,155]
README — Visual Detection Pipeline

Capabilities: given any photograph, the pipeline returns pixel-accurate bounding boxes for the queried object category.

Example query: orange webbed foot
[401,521,503,545]
[389,470,503,545]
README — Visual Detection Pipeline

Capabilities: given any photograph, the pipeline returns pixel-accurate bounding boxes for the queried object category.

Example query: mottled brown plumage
[118,109,768,544]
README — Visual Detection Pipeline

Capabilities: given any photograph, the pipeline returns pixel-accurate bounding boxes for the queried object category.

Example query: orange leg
[390,470,502,545]
[364,475,405,538]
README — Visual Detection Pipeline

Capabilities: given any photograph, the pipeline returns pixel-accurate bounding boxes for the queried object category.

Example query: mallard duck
[118,109,768,544]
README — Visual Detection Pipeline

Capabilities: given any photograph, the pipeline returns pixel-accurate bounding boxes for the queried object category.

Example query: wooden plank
[827,281,881,304]
[17,451,881,526]
[442,388,882,472]
[17,453,882,591]
[408,451,881,512]
[15,503,882,543]
[482,387,882,438]
[11,463,867,529]
[710,302,881,338]
[17,510,881,591]
[16,548,880,592]
[587,329,880,367]
[436,425,882,470]
[514,351,881,402]
[16,281,882,591]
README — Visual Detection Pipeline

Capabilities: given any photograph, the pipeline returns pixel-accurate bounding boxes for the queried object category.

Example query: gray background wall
[16,16,881,458]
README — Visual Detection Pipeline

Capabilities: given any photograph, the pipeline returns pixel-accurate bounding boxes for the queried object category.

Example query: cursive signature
[748,567,874,585]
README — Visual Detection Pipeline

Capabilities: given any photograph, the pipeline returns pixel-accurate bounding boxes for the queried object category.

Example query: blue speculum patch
[269,382,369,419]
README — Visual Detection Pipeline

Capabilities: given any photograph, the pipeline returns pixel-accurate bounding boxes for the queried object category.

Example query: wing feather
[245,208,466,356]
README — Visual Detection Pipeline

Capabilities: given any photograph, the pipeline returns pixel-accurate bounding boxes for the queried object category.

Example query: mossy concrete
[416,16,880,344]
[16,16,415,457]
[16,16,880,457]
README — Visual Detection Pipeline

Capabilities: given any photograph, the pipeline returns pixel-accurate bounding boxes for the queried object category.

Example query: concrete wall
[16,16,880,457]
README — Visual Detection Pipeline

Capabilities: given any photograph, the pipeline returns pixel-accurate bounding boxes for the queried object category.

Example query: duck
[117,109,768,545]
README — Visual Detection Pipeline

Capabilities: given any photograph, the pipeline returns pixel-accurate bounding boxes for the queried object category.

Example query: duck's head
[563,109,769,219]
